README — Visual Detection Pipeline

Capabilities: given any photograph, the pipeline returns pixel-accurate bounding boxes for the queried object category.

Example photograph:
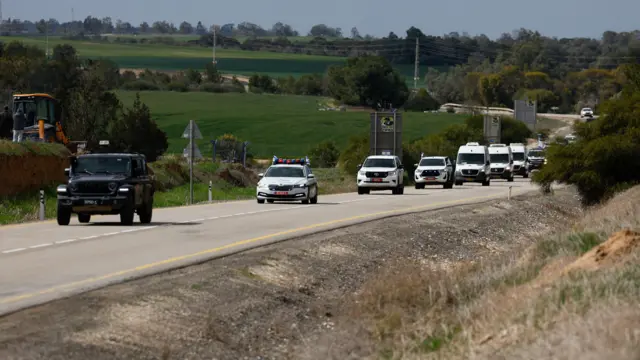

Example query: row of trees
[0,41,169,161]
[1,17,363,39]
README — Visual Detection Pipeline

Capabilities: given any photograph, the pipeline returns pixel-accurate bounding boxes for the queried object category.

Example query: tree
[204,62,222,83]
[179,21,193,34]
[338,134,369,175]
[109,93,169,161]
[351,27,361,39]
[327,55,409,109]
[195,21,207,35]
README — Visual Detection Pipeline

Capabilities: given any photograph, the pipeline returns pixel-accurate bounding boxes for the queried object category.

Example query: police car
[256,156,319,204]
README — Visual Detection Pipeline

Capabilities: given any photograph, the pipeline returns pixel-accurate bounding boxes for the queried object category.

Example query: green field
[0,35,436,83]
[116,91,466,157]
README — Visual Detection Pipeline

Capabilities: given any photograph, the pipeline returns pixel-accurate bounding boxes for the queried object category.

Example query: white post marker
[39,189,45,220]
[208,180,212,203]
[508,186,512,200]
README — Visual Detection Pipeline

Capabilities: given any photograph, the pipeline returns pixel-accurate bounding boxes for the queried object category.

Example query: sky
[3,0,639,39]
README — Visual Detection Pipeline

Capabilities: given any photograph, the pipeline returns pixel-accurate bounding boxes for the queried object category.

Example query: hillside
[116,91,467,156]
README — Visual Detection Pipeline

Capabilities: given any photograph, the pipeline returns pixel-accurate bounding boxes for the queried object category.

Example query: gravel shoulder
[0,188,580,360]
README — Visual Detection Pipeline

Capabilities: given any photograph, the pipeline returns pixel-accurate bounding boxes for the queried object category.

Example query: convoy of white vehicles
[256,144,546,202]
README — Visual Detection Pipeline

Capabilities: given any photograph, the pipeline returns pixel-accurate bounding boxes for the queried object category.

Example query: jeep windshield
[265,166,304,178]
[490,154,510,163]
[419,158,445,166]
[363,158,395,168]
[528,150,544,158]
[73,157,131,175]
[457,153,485,165]
[512,152,525,161]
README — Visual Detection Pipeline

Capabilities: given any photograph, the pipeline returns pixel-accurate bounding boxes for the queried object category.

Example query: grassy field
[0,35,436,83]
[116,91,466,157]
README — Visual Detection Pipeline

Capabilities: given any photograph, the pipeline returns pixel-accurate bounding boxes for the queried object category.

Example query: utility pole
[413,37,419,90]
[212,25,217,64]
[45,21,49,59]
[0,0,4,34]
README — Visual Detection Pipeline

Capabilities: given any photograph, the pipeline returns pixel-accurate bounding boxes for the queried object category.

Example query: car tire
[120,199,135,225]
[507,176,514,182]
[138,200,153,224]
[310,188,318,204]
[57,204,71,226]
[482,179,490,186]
[455,181,463,186]
[77,213,91,223]
[357,187,369,195]
[523,172,529,179]
[415,183,425,190]
[267,199,275,203]
[257,199,265,204]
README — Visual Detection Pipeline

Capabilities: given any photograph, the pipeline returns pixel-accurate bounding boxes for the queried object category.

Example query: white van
[488,144,514,182]
[454,142,491,186]
[509,143,527,178]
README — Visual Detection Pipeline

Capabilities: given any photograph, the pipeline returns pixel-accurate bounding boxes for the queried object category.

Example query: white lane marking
[29,243,52,249]
[0,195,391,255]
[2,248,26,254]
[55,239,76,244]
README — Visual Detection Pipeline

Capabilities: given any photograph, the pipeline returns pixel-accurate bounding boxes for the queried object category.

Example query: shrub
[309,141,340,168]
[121,80,160,91]
[338,134,369,175]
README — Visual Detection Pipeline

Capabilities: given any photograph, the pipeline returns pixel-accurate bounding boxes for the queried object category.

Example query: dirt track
[0,188,580,360]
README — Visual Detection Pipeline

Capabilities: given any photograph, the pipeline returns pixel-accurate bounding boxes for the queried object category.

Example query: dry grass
[347,185,640,359]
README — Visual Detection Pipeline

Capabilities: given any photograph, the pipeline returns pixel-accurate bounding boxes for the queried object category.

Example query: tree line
[0,41,169,161]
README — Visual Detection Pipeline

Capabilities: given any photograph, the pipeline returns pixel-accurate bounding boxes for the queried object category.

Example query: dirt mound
[0,141,70,196]
[565,229,640,273]
[217,165,259,188]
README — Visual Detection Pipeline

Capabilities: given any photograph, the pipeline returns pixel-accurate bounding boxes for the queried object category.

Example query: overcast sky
[3,0,638,39]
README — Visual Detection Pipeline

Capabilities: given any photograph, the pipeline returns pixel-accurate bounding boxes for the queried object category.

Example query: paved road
[0,178,538,316]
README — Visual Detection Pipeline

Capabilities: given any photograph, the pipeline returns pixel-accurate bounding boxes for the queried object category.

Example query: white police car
[256,156,319,204]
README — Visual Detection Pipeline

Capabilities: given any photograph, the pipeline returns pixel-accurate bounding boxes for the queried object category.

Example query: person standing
[0,106,11,139]
[13,107,26,142]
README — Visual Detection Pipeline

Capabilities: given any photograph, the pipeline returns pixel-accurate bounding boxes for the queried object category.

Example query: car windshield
[512,152,525,161]
[457,153,485,165]
[583,108,592,111]
[419,158,445,166]
[363,158,396,168]
[73,156,131,175]
[490,154,510,163]
[265,166,304,177]
[528,151,544,157]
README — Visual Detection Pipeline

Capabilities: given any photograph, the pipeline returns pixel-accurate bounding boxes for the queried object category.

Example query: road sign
[182,120,203,139]
[183,141,203,160]
[514,99,537,131]
[483,115,501,144]
[370,112,403,158]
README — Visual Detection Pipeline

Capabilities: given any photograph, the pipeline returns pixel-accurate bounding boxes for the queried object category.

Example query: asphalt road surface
[0,178,538,316]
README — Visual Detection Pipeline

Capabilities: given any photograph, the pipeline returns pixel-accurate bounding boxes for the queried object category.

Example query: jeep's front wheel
[120,199,135,225]
[57,203,71,226]
[138,199,153,224]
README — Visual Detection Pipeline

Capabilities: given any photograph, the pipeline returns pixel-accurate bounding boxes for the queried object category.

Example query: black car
[56,153,155,225]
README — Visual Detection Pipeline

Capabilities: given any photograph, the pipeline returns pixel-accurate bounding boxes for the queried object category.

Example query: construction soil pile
[0,141,70,196]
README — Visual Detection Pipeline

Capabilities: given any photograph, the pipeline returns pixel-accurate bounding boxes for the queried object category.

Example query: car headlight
[293,184,307,188]
[57,185,67,193]
[358,171,365,175]
[388,170,396,177]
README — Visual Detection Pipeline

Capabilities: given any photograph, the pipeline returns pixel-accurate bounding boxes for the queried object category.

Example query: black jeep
[56,153,155,225]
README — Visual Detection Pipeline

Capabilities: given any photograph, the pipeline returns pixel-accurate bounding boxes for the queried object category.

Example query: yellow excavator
[11,93,87,153]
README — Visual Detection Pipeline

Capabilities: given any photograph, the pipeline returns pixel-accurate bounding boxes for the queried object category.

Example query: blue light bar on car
[272,155,310,166]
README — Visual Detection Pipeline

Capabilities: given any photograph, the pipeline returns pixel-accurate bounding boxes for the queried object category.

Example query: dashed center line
[0,196,385,256]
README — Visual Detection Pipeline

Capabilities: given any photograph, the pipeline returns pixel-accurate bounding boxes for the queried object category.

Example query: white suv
[580,107,594,118]
[356,155,405,195]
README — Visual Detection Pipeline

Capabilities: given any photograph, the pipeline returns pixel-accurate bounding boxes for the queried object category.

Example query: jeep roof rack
[465,142,480,146]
